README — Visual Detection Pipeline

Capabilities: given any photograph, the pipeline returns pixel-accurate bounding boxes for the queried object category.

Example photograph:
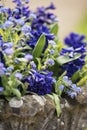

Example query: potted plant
[0,0,87,130]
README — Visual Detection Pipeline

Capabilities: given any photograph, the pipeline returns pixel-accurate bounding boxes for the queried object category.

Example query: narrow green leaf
[56,54,81,65]
[50,23,59,35]
[33,34,46,58]
[53,93,61,117]
[71,71,81,83]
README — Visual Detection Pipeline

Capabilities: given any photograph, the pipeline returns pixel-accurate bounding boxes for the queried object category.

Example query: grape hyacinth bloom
[27,25,54,49]
[61,33,86,77]
[23,70,55,95]
[32,3,57,28]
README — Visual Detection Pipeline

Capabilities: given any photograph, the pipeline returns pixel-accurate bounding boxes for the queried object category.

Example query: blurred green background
[1,0,87,40]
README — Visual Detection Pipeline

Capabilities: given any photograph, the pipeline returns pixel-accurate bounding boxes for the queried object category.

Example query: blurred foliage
[75,13,87,39]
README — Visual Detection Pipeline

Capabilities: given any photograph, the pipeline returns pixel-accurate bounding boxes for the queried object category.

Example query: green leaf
[33,34,46,58]
[56,53,81,65]
[12,88,21,99]
[71,70,81,83]
[77,75,87,86]
[53,93,61,117]
[50,23,59,35]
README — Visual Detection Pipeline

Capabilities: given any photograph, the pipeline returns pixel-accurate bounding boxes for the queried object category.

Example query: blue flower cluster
[23,70,55,95]
[59,76,82,98]
[61,33,86,77]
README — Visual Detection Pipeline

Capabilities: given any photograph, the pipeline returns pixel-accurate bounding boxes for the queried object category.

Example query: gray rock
[0,87,87,130]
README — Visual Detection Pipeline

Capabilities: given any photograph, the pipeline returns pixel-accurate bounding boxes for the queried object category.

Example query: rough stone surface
[0,87,87,130]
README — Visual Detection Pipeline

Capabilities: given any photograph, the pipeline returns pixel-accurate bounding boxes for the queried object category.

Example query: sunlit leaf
[33,34,46,58]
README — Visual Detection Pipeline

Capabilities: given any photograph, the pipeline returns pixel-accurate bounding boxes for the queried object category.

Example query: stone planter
[0,88,87,130]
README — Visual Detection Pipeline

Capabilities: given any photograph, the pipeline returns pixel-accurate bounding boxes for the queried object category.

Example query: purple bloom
[15,19,25,26]
[45,59,54,66]
[30,61,36,69]
[15,72,23,80]
[67,91,77,99]
[0,86,4,92]
[24,54,33,61]
[4,48,14,55]
[64,33,86,49]
[23,70,54,95]
[50,49,55,55]
[59,85,64,91]
[3,21,13,28]
[61,33,86,77]
[0,62,6,76]
[72,84,82,94]
[21,25,31,36]
[3,42,13,49]
[27,25,54,49]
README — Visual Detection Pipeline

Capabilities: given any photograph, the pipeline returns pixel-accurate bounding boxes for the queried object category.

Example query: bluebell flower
[3,21,13,28]
[15,72,23,80]
[15,19,25,26]
[49,49,55,55]
[23,70,55,95]
[3,42,13,49]
[21,25,31,36]
[30,61,36,69]
[0,62,6,76]
[45,59,55,66]
[24,54,33,61]
[12,6,30,19]
[59,85,65,91]
[0,86,4,92]
[7,66,14,72]
[4,48,14,55]
[67,91,77,99]
[71,84,82,94]
[49,40,56,47]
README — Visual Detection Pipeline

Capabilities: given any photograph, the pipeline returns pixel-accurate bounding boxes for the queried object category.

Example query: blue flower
[67,91,77,99]
[27,25,54,49]
[15,72,23,80]
[23,70,55,95]
[45,59,55,66]
[50,49,55,55]
[30,61,36,69]
[4,48,14,55]
[24,54,33,61]
[71,84,82,94]
[64,33,86,49]
[3,21,13,28]
[59,85,65,91]
[32,3,57,28]
[61,33,86,77]
[21,25,31,36]
[0,62,6,76]
[0,86,4,92]
[15,19,25,26]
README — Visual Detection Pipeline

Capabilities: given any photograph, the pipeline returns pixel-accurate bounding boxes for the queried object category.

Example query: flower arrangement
[0,0,87,116]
